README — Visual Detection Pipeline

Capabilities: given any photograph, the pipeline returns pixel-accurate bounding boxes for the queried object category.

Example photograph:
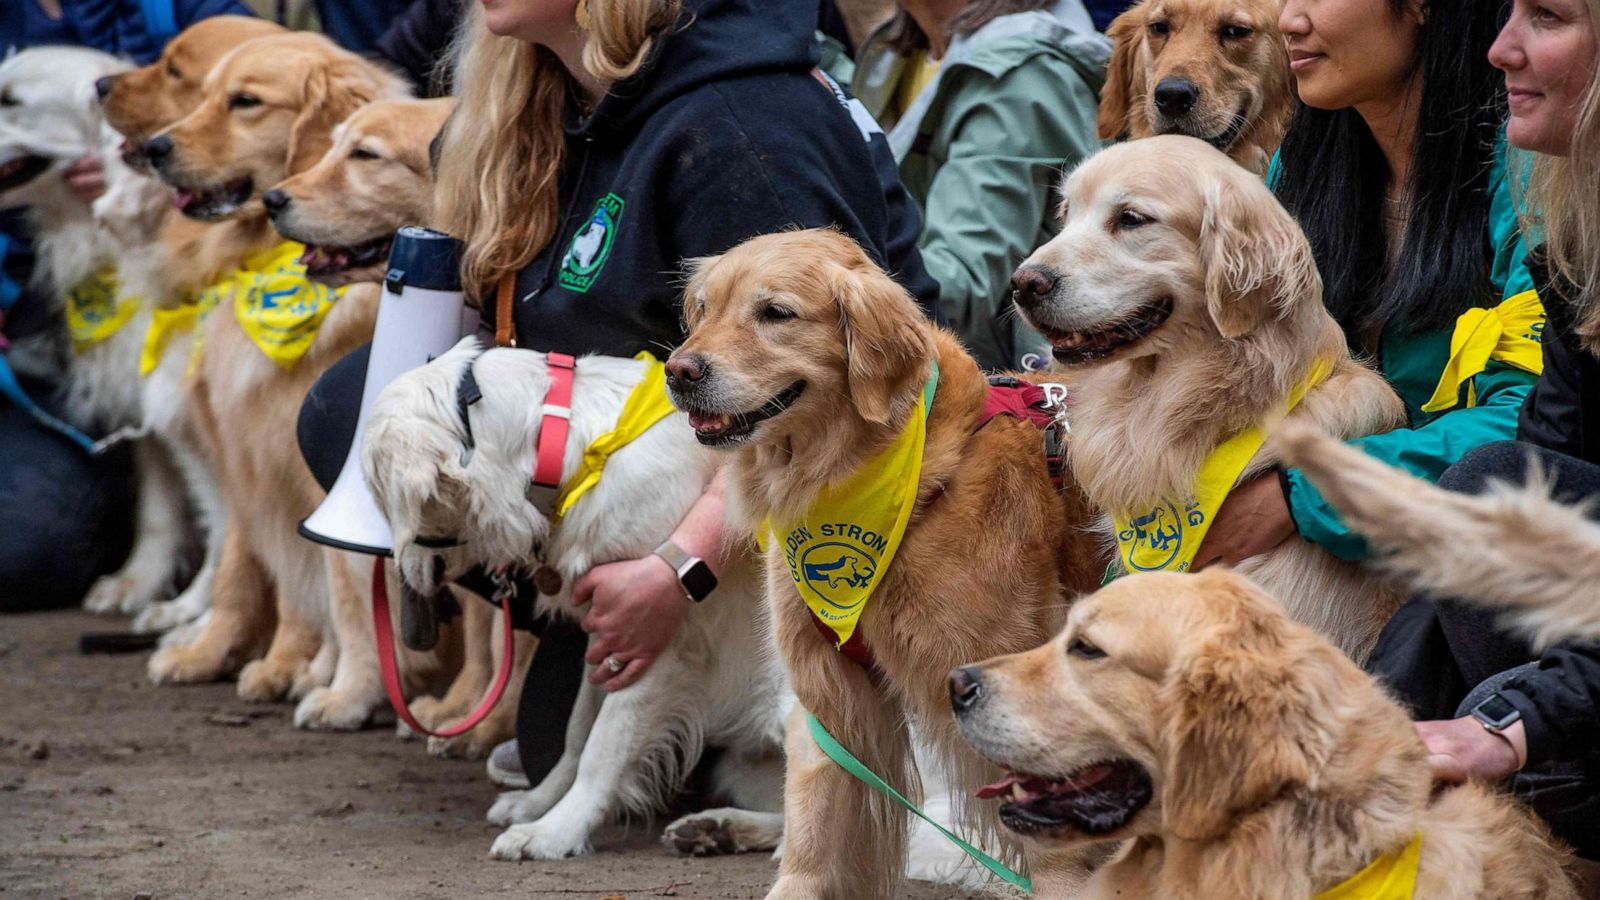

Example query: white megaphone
[299,226,478,556]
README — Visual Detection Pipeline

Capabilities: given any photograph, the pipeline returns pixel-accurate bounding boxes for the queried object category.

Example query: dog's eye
[759,304,797,323]
[1114,208,1150,230]
[228,93,262,110]
[1148,20,1171,36]
[1220,24,1252,39]
[0,90,17,108]
[350,147,381,161]
[166,62,183,80]
[1068,638,1107,660]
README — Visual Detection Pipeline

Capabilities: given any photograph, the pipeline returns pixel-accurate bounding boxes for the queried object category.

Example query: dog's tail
[1278,424,1600,647]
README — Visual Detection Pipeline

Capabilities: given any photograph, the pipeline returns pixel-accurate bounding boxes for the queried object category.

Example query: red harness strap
[529,353,577,511]
[371,558,516,737]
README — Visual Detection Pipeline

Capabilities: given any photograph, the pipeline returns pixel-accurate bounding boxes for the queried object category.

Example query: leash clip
[489,569,519,604]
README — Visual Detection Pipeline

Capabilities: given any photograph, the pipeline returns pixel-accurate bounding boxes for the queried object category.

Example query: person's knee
[1436,441,1532,494]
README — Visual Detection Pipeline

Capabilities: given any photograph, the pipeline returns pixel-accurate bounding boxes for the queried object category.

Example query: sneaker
[487,738,530,789]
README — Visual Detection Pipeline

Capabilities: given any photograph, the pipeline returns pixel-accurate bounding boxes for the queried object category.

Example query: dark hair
[881,0,1054,54]
[1274,0,1508,335]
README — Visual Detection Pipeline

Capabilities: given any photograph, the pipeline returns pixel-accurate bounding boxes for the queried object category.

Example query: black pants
[1366,441,1600,857]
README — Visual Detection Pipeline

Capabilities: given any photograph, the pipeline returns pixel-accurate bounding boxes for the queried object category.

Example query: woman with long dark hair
[1194,0,1541,570]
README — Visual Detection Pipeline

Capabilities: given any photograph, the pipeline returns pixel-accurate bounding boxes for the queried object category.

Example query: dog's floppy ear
[1158,573,1338,840]
[286,55,396,175]
[1198,175,1320,339]
[829,261,932,427]
[1097,5,1147,141]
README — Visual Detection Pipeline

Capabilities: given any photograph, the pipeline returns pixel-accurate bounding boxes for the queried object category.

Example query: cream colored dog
[1012,136,1405,661]
[952,567,1577,899]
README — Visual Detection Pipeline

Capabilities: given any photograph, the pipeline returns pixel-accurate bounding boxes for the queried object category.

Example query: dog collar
[527,352,577,516]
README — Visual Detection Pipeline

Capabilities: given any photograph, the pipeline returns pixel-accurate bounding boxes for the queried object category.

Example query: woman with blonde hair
[298,0,938,827]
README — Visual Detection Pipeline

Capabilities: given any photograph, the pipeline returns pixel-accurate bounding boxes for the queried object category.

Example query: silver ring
[604,655,624,673]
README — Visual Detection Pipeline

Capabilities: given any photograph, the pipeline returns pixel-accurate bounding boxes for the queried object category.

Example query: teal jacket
[1273,139,1540,559]
[849,2,1109,371]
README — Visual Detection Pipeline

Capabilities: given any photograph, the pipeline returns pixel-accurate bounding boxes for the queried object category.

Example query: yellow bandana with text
[66,270,138,353]
[765,364,938,647]
[1113,358,1333,575]
[140,303,201,377]
[1313,833,1422,900]
[229,242,341,369]
[1422,290,1544,413]
[552,352,678,522]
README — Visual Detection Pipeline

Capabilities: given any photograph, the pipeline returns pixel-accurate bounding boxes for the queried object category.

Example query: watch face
[1474,694,1519,728]
[681,561,717,601]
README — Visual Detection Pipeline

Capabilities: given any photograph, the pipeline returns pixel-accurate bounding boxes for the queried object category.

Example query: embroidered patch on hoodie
[558,193,625,293]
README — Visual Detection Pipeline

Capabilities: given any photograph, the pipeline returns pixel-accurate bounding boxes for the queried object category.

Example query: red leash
[371,557,518,738]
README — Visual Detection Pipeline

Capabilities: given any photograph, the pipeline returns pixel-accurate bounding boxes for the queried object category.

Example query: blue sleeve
[175,0,256,28]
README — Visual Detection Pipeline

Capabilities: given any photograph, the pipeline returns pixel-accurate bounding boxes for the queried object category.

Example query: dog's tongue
[172,189,196,211]
[976,765,1117,800]
[688,411,733,434]
[976,773,1025,800]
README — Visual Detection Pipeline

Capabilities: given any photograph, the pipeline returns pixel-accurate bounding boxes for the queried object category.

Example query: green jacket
[850,3,1109,371]
[1275,138,1541,559]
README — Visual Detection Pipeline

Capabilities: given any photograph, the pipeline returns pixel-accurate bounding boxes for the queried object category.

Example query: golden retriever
[667,228,1106,898]
[952,567,1578,899]
[143,33,420,728]
[1099,0,1292,175]
[265,97,454,287]
[1012,135,1405,662]
[1282,426,1600,648]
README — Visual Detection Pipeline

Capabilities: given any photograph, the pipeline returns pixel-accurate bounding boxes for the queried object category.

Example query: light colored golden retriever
[668,228,1106,898]
[1283,426,1600,648]
[1099,0,1292,175]
[1012,135,1405,662]
[144,34,422,728]
[265,97,454,287]
[952,567,1578,899]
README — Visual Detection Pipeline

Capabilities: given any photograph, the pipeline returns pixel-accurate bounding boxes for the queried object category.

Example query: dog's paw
[489,822,592,861]
[487,789,557,826]
[157,615,208,650]
[288,665,327,702]
[661,809,784,857]
[293,687,377,732]
[84,573,159,615]
[394,719,422,742]
[236,658,303,703]
[148,643,233,685]
[133,598,202,633]
[427,728,498,760]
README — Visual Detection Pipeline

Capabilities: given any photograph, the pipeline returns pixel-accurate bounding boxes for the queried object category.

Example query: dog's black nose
[1010,265,1058,310]
[95,76,116,102]
[261,189,291,216]
[144,134,174,164]
[665,354,708,392]
[1153,78,1199,117]
[949,667,984,714]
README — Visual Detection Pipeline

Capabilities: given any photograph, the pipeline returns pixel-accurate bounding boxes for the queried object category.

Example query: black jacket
[1507,248,1600,768]
[483,0,939,358]
[374,0,461,97]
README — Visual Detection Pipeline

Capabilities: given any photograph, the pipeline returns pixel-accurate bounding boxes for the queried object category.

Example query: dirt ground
[0,610,974,900]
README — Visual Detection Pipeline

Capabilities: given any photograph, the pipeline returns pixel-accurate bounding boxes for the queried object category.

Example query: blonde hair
[433,0,682,298]
[1519,0,1600,342]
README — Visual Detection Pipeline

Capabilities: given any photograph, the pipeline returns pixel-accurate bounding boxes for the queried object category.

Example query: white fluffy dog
[362,339,789,860]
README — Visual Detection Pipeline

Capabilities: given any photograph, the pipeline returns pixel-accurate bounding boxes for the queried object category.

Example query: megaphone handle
[372,557,517,738]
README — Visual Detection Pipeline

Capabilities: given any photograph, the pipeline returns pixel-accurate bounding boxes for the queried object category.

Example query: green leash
[804,712,1034,892]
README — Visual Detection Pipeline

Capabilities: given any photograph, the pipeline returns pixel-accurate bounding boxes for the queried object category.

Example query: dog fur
[1098,0,1292,175]
[1282,426,1600,648]
[953,567,1578,899]
[361,340,790,860]
[1013,136,1406,661]
[668,228,1106,898]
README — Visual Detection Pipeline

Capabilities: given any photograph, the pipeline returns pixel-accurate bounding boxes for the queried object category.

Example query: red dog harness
[813,376,1070,670]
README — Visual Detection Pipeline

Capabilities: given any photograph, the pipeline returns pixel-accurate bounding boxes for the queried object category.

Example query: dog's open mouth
[685,381,806,447]
[171,176,253,220]
[977,759,1153,837]
[0,155,51,193]
[1037,296,1174,365]
[297,235,393,279]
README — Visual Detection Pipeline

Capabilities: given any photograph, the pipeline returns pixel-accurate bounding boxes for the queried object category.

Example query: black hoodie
[486,0,939,357]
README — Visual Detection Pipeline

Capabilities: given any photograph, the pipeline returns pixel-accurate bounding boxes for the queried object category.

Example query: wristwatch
[653,539,717,603]
[1469,692,1523,734]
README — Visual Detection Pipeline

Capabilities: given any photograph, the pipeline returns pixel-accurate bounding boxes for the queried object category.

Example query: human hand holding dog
[1193,472,1296,568]
[64,155,106,202]
[1416,717,1527,783]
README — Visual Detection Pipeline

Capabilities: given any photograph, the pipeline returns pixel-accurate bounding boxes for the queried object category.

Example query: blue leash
[0,351,98,454]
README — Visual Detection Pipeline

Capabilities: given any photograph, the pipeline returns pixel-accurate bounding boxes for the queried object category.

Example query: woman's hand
[1415,717,1527,783]
[64,155,106,203]
[1192,472,1297,569]
[575,554,689,692]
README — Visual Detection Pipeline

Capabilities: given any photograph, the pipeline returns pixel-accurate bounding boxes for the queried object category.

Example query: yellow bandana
[1313,834,1422,900]
[552,352,678,522]
[229,241,341,370]
[1113,358,1333,574]
[140,303,201,377]
[1421,290,1544,413]
[764,364,938,648]
[66,270,139,353]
